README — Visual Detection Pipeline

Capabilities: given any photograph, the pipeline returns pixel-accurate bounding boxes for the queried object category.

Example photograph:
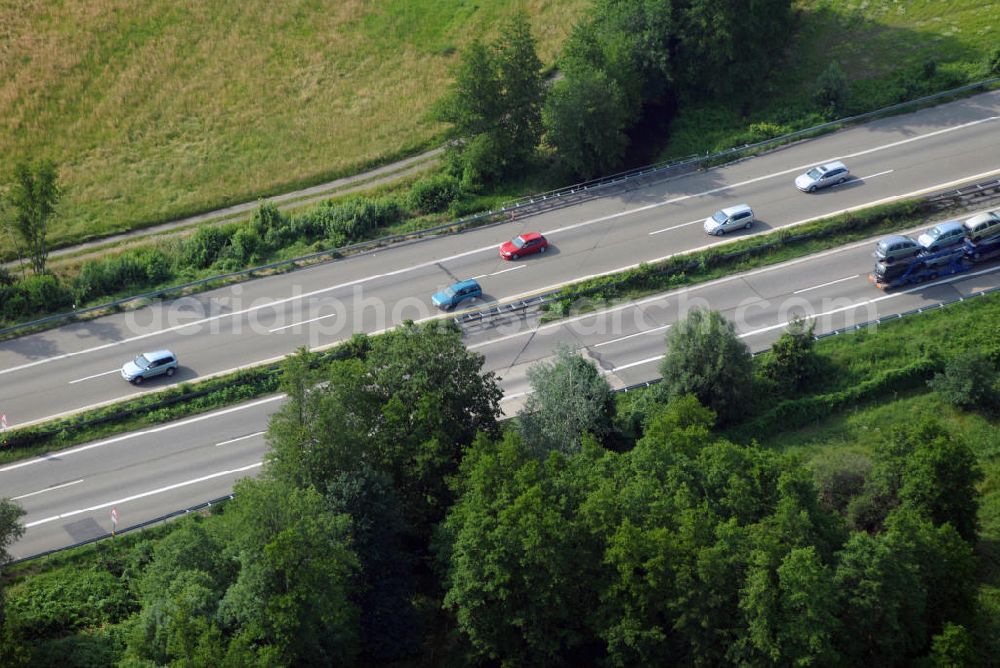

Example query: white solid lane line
[0,395,285,473]
[648,219,705,235]
[470,265,527,280]
[215,431,266,447]
[858,169,894,180]
[594,324,672,347]
[68,369,120,384]
[24,461,263,529]
[792,275,860,294]
[4,119,997,380]
[269,312,336,333]
[12,479,84,501]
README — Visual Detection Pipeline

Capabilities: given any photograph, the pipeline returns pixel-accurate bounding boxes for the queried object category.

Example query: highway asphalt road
[6,221,1000,560]
[1,90,999,428]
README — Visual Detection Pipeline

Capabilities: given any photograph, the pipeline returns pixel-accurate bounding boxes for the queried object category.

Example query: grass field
[665,0,1000,156]
[0,0,585,247]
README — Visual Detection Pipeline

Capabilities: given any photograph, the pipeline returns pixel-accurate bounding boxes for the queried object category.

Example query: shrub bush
[179,225,231,269]
[928,350,997,409]
[814,61,849,115]
[409,174,460,214]
[4,568,135,639]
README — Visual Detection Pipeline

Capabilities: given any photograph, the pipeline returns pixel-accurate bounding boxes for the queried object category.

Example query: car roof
[146,349,175,360]
[817,160,847,172]
[451,279,481,290]
[878,234,915,246]
[518,231,544,241]
[931,220,965,233]
[966,212,1000,225]
[720,204,752,216]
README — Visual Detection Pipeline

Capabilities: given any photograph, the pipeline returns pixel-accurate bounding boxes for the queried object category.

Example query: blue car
[432,279,482,310]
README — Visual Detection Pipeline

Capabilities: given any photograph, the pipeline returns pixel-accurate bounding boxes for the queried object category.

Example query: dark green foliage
[408,174,460,214]
[3,160,60,275]
[326,465,421,662]
[436,12,543,188]
[519,346,615,455]
[542,65,631,178]
[928,350,997,409]
[763,317,818,393]
[814,61,850,114]
[868,420,983,543]
[124,519,233,665]
[266,322,502,533]
[659,308,753,424]
[218,477,360,666]
[674,0,793,101]
[73,248,173,301]
[810,450,872,515]
[4,568,134,640]
[928,623,975,667]
[832,529,925,665]
[179,225,230,269]
[440,432,601,665]
[989,47,1000,76]
[0,273,74,322]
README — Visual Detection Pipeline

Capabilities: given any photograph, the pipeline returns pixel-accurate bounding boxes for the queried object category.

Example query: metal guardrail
[7,494,234,567]
[3,77,997,340]
[924,177,1000,210]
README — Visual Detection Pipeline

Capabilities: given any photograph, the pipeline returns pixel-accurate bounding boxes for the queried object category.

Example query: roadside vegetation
[2,294,998,665]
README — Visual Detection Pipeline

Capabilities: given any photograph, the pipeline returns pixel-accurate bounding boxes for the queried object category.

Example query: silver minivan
[963,212,1000,244]
[874,235,921,263]
[703,204,754,236]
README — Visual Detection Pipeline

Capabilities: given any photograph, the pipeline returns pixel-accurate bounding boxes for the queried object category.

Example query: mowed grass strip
[0,0,585,247]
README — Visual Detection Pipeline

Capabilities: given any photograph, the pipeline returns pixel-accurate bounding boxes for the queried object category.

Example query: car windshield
[927,227,944,239]
[134,354,151,369]
[513,236,527,249]
[442,286,456,298]
[712,211,728,224]
[806,168,823,180]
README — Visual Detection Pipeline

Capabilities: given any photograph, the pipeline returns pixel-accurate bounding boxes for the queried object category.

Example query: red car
[499,232,548,260]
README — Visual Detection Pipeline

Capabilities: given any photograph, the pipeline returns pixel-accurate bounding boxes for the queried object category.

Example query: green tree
[266,323,502,534]
[739,546,840,666]
[814,61,850,114]
[3,161,60,275]
[833,530,925,666]
[869,420,983,543]
[676,0,793,101]
[441,432,602,665]
[928,350,997,409]
[543,65,631,178]
[927,622,975,667]
[325,465,420,662]
[0,499,26,653]
[125,519,232,665]
[660,308,753,424]
[218,477,359,666]
[436,12,543,187]
[519,346,615,455]
[764,317,818,393]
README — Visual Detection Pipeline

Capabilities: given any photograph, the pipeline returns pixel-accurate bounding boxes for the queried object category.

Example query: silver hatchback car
[703,204,754,236]
[795,161,850,192]
[121,349,178,384]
